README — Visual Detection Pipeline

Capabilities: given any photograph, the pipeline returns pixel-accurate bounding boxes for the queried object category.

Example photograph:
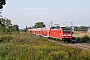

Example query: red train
[28,27,72,42]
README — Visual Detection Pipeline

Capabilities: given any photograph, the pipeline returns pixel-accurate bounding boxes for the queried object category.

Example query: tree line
[74,26,89,32]
[0,19,89,34]
[24,22,89,32]
[0,18,19,34]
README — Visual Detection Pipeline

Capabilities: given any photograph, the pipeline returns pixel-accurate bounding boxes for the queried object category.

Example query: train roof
[41,27,51,30]
[28,27,71,31]
[29,28,42,30]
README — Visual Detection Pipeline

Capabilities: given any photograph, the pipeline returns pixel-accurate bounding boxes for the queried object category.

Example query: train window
[63,29,71,33]
[51,26,60,29]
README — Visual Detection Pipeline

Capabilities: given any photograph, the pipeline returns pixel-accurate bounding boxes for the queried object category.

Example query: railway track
[67,43,90,50]
[48,39,90,50]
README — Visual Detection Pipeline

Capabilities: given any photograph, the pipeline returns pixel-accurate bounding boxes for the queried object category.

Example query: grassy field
[0,33,90,60]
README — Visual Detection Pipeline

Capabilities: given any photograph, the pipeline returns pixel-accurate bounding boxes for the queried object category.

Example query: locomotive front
[61,28,72,42]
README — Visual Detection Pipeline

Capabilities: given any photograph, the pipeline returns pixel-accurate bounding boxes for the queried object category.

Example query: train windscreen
[62,29,71,33]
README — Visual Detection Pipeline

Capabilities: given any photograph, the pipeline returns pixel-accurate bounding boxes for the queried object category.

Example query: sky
[1,0,90,29]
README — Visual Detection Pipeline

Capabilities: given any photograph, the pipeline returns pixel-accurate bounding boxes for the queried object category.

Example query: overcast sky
[1,0,90,29]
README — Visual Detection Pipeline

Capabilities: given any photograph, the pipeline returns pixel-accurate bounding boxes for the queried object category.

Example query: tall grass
[0,33,90,60]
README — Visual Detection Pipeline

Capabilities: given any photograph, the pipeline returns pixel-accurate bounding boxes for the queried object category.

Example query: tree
[12,25,19,32]
[33,22,46,28]
[0,0,6,9]
[0,21,5,34]
[0,18,5,24]
[0,18,6,34]
[74,26,89,32]
[23,26,28,32]
[5,19,12,28]
[0,18,20,34]
[0,18,12,28]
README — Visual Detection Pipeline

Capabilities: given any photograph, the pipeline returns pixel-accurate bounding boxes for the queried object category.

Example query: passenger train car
[28,27,72,42]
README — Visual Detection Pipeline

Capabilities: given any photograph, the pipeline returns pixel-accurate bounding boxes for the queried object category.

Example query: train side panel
[50,29,60,39]
[41,28,50,37]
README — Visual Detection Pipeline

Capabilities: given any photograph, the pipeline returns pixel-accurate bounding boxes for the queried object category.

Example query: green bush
[73,35,90,43]
[72,37,81,41]
[76,37,81,41]
[72,37,76,40]
[0,35,13,43]
[80,35,90,42]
